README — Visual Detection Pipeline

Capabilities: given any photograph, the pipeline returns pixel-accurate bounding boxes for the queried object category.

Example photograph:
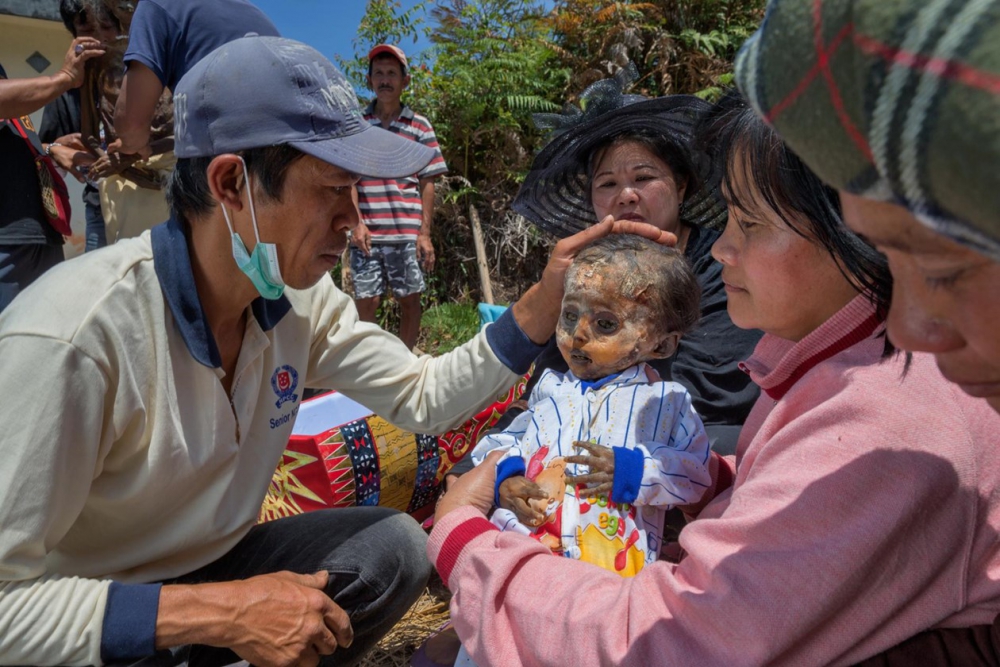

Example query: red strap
[6,117,44,157]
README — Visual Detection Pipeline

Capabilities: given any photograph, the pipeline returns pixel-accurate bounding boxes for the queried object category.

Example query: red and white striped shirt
[356,103,448,243]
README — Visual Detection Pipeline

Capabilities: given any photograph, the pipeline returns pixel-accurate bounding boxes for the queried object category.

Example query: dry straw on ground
[358,573,452,667]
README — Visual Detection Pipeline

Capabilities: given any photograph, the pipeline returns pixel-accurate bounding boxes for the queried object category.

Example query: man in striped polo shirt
[350,44,448,349]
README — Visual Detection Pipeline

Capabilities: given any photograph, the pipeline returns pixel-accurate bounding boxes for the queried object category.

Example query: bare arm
[156,572,353,666]
[416,178,436,271]
[112,61,163,154]
[419,178,435,235]
[0,38,104,118]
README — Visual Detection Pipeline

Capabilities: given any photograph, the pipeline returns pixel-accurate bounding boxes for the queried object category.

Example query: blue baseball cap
[172,36,433,179]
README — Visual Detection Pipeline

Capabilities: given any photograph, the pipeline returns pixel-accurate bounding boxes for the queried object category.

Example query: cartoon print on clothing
[473,363,711,578]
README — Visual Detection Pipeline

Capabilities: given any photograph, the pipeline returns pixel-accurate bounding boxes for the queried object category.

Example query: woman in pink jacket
[429,93,1000,666]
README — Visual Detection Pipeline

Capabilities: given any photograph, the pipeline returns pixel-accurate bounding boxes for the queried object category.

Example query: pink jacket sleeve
[428,386,989,666]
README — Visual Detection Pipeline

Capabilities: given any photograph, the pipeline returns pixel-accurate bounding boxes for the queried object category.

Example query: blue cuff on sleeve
[494,456,527,508]
[485,308,546,375]
[612,446,644,505]
[100,582,162,663]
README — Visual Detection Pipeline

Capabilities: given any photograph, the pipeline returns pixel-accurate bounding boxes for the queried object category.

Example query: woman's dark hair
[570,235,701,335]
[167,144,305,224]
[61,0,121,36]
[586,127,700,209]
[699,90,896,354]
[59,0,85,35]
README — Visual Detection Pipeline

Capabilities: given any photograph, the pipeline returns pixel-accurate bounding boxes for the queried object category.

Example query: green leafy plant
[418,301,481,355]
[335,0,766,325]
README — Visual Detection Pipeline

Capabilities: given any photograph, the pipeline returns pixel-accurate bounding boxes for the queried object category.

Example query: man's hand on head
[544,216,678,291]
[157,571,352,667]
[511,216,677,345]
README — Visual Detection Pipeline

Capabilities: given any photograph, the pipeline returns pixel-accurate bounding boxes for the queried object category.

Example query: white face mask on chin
[220,156,285,300]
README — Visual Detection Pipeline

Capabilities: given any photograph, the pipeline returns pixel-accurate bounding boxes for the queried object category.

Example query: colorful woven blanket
[260,375,528,523]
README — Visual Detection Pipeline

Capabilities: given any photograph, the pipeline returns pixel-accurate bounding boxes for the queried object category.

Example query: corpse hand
[566,440,616,499]
[499,475,549,527]
[223,571,352,667]
[89,150,139,178]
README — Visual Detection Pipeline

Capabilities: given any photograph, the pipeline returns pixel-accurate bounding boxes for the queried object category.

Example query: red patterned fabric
[260,373,529,523]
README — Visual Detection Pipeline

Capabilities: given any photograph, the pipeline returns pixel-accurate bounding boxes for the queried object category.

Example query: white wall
[1,12,88,258]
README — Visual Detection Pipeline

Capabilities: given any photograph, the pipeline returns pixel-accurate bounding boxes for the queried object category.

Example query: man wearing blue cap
[0,36,668,667]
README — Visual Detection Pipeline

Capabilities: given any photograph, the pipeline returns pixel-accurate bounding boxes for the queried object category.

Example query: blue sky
[253,0,434,79]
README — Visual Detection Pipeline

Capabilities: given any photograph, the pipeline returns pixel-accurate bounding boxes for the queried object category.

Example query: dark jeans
[84,202,107,252]
[854,620,1000,666]
[0,242,63,314]
[117,507,431,667]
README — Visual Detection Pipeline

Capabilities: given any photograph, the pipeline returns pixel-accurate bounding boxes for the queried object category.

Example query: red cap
[367,44,408,71]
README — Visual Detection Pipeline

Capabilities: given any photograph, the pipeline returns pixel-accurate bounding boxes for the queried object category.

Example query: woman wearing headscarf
[429,92,1000,666]
[731,0,1000,663]
[496,65,763,455]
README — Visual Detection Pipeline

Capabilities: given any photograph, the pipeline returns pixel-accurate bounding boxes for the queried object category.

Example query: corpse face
[556,265,674,380]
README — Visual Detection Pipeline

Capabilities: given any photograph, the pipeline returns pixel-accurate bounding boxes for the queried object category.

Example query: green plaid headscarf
[734,0,1000,261]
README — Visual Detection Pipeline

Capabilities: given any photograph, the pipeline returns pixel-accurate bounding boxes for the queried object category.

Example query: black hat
[513,69,727,239]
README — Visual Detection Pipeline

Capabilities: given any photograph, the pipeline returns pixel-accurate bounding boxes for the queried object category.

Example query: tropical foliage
[344,0,765,310]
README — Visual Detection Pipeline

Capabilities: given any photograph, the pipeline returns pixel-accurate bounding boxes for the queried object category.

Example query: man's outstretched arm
[0,37,104,118]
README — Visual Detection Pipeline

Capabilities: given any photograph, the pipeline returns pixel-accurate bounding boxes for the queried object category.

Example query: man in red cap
[350,44,448,350]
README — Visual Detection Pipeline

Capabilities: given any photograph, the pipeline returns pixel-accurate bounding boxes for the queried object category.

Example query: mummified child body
[471,235,712,577]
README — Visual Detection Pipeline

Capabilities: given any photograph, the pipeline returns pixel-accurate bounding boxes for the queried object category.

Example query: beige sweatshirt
[0,224,526,665]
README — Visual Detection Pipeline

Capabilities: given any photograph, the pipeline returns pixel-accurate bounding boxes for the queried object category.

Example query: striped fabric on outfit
[356,103,448,244]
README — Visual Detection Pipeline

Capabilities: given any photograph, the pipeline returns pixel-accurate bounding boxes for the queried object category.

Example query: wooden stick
[340,247,352,295]
[468,203,494,305]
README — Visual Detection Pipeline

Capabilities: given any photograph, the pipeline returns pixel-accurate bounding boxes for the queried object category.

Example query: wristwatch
[43,142,62,157]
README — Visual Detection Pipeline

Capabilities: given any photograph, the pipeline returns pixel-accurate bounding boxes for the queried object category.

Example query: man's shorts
[350,242,425,300]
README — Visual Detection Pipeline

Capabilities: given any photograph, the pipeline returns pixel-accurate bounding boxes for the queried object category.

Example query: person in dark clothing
[462,71,762,467]
[40,0,120,252]
[111,0,280,158]
[0,38,104,312]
